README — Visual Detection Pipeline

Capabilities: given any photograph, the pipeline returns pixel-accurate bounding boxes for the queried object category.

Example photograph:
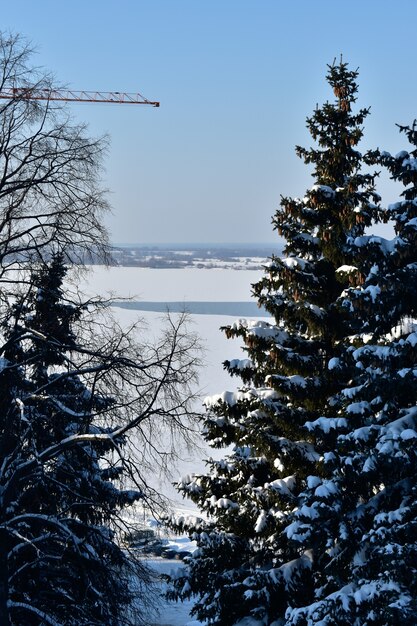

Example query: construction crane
[0,87,159,107]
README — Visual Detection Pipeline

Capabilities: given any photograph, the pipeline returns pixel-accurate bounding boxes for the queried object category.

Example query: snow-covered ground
[79,266,268,625]
[81,265,262,302]
[79,267,268,502]
[147,557,202,626]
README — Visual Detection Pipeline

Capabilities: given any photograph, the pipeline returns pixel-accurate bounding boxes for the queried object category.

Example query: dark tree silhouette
[0,33,201,624]
[0,255,200,625]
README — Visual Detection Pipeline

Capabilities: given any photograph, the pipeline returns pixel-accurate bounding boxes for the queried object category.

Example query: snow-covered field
[81,265,262,302]
[80,266,266,501]
[81,266,263,399]
[80,266,268,625]
[146,558,201,626]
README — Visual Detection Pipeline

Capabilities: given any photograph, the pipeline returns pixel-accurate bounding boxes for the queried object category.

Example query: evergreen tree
[0,254,200,625]
[283,124,417,625]
[168,61,380,625]
[0,254,148,625]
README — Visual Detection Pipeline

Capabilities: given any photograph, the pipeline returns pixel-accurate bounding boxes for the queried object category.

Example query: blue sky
[2,0,417,244]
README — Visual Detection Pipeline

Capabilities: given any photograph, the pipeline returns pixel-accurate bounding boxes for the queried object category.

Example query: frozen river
[79,266,270,495]
[80,266,270,625]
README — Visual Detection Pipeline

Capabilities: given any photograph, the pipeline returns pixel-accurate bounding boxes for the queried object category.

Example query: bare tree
[0,33,202,624]
[0,33,110,282]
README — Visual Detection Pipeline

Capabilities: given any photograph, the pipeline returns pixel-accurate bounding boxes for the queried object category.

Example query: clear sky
[2,0,417,244]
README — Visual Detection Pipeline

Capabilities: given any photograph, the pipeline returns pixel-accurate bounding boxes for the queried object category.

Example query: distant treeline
[108,243,283,269]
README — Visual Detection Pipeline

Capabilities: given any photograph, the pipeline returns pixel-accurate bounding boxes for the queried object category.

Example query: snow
[400,428,417,440]
[306,475,321,489]
[352,580,401,604]
[287,374,307,388]
[254,510,268,533]
[298,504,320,519]
[305,416,348,433]
[406,331,417,347]
[346,401,371,415]
[267,475,296,495]
[307,302,324,317]
[204,388,278,408]
[284,520,309,541]
[336,265,358,274]
[216,497,239,510]
[374,506,410,525]
[328,357,340,370]
[364,284,381,302]
[398,368,411,378]
[285,579,407,625]
[230,319,286,342]
[362,456,377,472]
[228,358,254,370]
[80,273,272,511]
[76,264,416,625]
[352,344,391,361]
[311,184,336,198]
[145,558,205,626]
[81,266,262,302]
[274,457,284,471]
[278,551,313,582]
[162,534,198,556]
[351,235,398,255]
[8,602,61,626]
[342,384,364,399]
[76,265,270,624]
[282,257,307,270]
[314,480,338,498]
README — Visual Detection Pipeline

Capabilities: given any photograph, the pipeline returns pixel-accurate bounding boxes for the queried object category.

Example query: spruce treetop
[168,59,383,626]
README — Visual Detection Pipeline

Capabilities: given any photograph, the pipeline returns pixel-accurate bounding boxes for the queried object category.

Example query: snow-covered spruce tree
[0,255,144,625]
[284,124,417,625]
[167,61,380,625]
[0,254,199,626]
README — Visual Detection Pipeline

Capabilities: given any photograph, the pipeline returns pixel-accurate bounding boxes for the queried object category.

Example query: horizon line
[111,241,281,247]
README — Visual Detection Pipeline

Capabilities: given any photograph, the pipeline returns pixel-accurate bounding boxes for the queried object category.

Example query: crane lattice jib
[0,88,160,106]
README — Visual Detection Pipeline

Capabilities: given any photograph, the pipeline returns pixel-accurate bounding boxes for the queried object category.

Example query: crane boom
[0,87,160,106]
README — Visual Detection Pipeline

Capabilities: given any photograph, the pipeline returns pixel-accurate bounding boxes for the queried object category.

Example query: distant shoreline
[107,242,283,270]
[112,242,280,249]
